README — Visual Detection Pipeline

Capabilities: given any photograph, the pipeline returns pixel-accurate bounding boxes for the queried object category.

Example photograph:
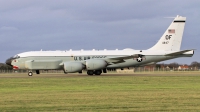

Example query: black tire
[87,70,94,75]
[103,68,107,73]
[36,70,40,74]
[94,70,102,75]
[28,72,33,76]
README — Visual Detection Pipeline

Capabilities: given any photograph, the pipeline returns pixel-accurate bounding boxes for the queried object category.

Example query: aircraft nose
[5,57,14,66]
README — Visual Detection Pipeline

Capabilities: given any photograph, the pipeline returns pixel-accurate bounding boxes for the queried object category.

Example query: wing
[105,54,142,64]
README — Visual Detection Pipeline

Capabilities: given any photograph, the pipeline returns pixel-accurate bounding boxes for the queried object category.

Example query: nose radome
[5,57,14,66]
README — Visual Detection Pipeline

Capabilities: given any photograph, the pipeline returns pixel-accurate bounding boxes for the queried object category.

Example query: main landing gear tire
[87,70,102,76]
[87,70,94,75]
[94,70,102,75]
[36,70,40,74]
[28,71,33,76]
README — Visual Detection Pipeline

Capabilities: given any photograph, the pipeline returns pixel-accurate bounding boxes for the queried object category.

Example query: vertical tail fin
[149,15,186,51]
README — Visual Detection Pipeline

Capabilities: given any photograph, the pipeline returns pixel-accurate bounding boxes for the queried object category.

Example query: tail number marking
[165,35,172,40]
[163,35,172,44]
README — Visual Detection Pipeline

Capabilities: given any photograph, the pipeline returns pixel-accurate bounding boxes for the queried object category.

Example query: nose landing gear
[28,70,40,76]
[28,71,33,76]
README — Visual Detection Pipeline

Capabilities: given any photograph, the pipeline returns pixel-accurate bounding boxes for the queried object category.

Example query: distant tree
[190,61,200,68]
[168,62,179,68]
[0,63,12,70]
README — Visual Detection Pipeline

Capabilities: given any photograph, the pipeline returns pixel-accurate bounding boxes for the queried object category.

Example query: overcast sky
[0,0,199,64]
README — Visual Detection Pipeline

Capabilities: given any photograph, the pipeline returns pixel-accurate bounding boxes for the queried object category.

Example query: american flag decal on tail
[168,29,175,33]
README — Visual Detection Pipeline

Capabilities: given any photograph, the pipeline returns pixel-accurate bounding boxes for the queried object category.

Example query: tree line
[156,61,200,69]
[0,63,12,70]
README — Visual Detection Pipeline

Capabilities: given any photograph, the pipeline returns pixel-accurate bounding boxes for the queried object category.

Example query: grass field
[0,72,200,111]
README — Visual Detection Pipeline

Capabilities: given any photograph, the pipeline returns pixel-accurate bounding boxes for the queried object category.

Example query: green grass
[1,74,200,111]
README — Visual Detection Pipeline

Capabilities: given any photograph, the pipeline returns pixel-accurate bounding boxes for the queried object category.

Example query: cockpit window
[13,55,20,59]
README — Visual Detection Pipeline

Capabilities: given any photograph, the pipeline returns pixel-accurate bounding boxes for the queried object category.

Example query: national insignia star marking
[137,57,142,62]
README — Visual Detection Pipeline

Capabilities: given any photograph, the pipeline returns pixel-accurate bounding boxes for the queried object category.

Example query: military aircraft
[6,15,194,76]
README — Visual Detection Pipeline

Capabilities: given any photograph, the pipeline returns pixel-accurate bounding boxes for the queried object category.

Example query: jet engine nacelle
[86,59,107,70]
[63,62,84,73]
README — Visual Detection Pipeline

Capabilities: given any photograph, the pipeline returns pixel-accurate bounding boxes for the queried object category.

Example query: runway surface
[0,72,200,78]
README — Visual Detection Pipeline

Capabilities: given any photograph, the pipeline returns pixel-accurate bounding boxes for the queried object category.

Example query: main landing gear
[36,70,40,74]
[87,70,102,76]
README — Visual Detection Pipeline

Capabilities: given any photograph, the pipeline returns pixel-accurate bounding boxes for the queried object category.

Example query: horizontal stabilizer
[165,49,194,56]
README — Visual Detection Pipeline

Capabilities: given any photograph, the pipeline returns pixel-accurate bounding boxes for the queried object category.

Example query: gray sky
[0,0,199,64]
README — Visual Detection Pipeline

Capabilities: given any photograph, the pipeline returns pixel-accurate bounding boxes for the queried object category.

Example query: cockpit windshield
[12,55,20,59]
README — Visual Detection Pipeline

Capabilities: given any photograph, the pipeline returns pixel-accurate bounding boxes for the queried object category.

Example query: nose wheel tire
[28,72,33,76]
